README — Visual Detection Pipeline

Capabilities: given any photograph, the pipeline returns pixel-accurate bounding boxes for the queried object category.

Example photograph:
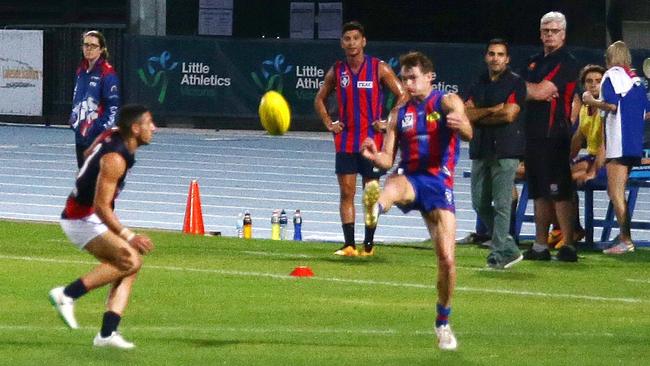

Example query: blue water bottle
[293,209,302,241]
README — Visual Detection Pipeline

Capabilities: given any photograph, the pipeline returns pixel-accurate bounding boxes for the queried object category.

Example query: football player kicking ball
[361,51,472,351]
[49,104,155,349]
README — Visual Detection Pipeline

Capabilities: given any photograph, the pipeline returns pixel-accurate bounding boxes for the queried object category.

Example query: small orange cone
[290,266,314,277]
[183,180,205,235]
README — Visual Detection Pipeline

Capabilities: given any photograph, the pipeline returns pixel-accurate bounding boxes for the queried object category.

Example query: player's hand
[372,119,387,133]
[446,111,470,131]
[582,91,596,104]
[327,120,344,134]
[360,137,378,161]
[129,234,154,255]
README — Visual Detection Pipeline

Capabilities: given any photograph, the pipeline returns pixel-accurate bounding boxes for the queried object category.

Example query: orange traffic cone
[183,180,205,235]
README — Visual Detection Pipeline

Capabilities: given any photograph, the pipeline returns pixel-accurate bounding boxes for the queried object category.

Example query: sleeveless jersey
[334,55,384,153]
[62,131,135,219]
[396,90,459,186]
[577,104,604,156]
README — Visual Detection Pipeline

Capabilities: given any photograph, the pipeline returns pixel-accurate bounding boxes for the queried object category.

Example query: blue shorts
[397,172,455,214]
[335,152,385,178]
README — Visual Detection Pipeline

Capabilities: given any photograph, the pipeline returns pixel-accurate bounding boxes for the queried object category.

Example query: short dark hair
[399,51,434,74]
[579,64,606,85]
[486,38,510,55]
[117,104,150,135]
[342,21,365,37]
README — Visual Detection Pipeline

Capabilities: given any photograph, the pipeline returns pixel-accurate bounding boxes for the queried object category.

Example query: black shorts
[605,157,641,167]
[524,138,574,200]
[335,152,385,178]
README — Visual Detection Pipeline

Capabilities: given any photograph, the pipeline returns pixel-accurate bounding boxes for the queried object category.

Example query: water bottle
[243,210,252,239]
[271,209,280,240]
[293,209,302,241]
[279,209,288,240]
[235,212,243,238]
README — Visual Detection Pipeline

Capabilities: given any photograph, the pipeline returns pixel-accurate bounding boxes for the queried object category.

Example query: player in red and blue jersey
[361,51,472,351]
[314,21,406,256]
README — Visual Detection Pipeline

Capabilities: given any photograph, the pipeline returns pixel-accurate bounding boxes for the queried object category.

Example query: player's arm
[94,153,153,254]
[314,67,343,133]
[442,93,473,141]
[361,109,398,170]
[570,128,586,160]
[526,80,558,101]
[373,62,408,132]
[582,88,617,113]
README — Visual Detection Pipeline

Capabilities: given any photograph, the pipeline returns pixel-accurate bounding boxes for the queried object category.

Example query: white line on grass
[1,254,646,304]
[0,325,620,338]
[626,279,650,284]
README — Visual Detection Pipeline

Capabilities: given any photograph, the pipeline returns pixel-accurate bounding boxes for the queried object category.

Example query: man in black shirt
[465,39,526,269]
[521,11,579,262]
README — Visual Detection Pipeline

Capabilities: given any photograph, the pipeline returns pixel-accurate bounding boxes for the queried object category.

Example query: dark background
[2,0,647,47]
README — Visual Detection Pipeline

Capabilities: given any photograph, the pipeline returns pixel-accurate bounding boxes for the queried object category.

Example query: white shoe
[93,332,135,349]
[435,324,458,351]
[48,286,79,329]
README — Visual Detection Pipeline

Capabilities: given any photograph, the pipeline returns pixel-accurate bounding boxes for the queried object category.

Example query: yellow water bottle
[271,209,280,240]
[243,210,252,239]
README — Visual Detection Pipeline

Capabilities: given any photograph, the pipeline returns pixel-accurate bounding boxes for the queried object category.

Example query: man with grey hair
[521,11,580,262]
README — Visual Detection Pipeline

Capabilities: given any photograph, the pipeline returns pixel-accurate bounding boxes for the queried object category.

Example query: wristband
[119,228,136,242]
[330,120,339,125]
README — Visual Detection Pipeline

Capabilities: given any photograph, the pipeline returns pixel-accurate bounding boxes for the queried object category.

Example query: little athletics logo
[251,54,293,93]
[137,51,178,104]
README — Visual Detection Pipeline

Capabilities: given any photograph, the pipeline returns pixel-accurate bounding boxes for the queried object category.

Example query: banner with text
[0,30,43,116]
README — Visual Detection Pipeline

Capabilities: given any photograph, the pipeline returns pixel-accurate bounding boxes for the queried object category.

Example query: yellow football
[258,91,291,135]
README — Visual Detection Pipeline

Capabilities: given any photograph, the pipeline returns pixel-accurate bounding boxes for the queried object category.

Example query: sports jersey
[601,66,646,159]
[396,90,459,186]
[521,47,578,139]
[69,57,121,148]
[577,104,603,156]
[62,131,135,219]
[334,55,384,153]
[466,68,527,159]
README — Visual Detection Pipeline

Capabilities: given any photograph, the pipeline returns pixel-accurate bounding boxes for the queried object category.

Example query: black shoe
[487,252,523,269]
[556,245,578,262]
[522,248,551,261]
[456,232,490,245]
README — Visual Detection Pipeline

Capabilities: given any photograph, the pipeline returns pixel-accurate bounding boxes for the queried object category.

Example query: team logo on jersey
[441,166,451,177]
[426,111,441,123]
[357,81,373,88]
[340,74,350,88]
[402,113,414,129]
[528,62,536,71]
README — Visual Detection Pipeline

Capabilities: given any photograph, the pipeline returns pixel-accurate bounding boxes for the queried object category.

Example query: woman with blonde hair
[582,41,647,254]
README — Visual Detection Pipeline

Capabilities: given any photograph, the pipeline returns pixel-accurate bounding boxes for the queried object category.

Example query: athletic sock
[363,226,376,248]
[342,223,355,248]
[100,311,121,338]
[63,278,88,300]
[532,242,548,252]
[435,303,451,327]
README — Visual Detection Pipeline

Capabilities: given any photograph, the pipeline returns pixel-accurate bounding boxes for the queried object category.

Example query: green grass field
[1,220,649,365]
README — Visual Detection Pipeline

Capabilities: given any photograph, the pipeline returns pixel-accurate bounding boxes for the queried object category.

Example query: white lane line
[1,255,645,304]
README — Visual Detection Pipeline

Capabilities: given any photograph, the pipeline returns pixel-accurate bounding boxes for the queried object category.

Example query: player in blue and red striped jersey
[361,51,472,351]
[314,21,406,257]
